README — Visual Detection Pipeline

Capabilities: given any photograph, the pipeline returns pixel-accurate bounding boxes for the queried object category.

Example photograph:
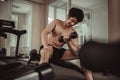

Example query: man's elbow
[72,48,79,56]
[41,31,48,37]
[75,46,80,55]
[41,31,45,36]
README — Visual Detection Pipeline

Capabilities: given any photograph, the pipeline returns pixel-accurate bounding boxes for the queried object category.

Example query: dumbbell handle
[58,32,78,43]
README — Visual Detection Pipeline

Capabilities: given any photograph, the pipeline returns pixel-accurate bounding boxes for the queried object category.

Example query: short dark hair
[68,7,84,22]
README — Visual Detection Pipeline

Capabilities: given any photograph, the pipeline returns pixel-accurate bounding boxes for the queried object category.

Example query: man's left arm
[67,32,80,56]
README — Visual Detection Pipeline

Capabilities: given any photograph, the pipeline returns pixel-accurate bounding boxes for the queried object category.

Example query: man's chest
[54,26,73,37]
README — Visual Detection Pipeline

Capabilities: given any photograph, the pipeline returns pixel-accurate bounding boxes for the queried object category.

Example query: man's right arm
[41,19,57,48]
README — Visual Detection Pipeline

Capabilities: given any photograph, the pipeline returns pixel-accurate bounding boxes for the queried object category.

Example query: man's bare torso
[47,19,75,49]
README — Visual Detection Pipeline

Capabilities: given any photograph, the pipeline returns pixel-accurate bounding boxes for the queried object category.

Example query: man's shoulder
[53,19,63,23]
[70,27,76,32]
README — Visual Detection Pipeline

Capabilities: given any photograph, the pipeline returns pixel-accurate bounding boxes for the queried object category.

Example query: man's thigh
[40,46,53,58]
[61,49,78,60]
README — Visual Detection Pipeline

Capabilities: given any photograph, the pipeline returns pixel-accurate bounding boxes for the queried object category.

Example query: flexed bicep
[67,32,79,56]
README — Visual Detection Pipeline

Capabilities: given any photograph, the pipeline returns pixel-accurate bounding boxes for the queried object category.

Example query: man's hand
[59,35,72,43]
[63,38,70,43]
[58,32,78,43]
[58,36,70,43]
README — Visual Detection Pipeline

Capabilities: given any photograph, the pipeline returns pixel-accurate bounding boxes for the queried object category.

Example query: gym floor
[51,64,120,80]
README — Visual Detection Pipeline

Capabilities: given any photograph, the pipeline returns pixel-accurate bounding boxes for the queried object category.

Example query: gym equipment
[29,48,84,75]
[50,59,84,75]
[27,49,55,80]
[58,32,78,43]
[28,49,40,66]
[58,36,64,43]
[0,19,15,28]
[0,58,54,80]
[0,27,27,57]
[0,19,54,80]
[35,63,54,80]
[79,41,120,75]
[0,19,27,56]
[0,31,7,38]
[70,32,78,39]
[29,49,40,61]
[0,48,6,56]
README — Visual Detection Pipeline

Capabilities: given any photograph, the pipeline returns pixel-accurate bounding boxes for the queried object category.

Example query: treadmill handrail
[0,31,7,38]
[0,27,27,36]
[0,19,15,28]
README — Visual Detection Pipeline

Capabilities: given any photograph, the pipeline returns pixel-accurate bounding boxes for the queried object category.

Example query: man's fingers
[64,38,69,42]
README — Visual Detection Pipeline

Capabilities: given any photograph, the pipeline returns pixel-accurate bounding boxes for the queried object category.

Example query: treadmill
[0,19,54,80]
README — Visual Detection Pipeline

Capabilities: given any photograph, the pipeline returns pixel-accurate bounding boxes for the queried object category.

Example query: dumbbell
[70,32,78,39]
[0,48,6,56]
[58,32,78,43]
[28,49,40,66]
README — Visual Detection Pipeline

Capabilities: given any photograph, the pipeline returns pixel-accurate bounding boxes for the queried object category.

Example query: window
[48,6,66,24]
[56,8,66,20]
[48,6,54,24]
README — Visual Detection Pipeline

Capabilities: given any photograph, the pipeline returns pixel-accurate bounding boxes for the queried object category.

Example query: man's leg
[61,49,78,60]
[39,47,53,64]
[61,49,93,80]
[82,67,93,80]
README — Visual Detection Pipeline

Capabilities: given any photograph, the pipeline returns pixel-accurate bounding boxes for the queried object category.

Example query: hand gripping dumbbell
[58,32,78,43]
[70,32,78,39]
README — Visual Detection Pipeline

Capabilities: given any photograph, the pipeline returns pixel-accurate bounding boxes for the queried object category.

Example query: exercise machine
[28,49,84,75]
[0,19,54,80]
[0,19,27,56]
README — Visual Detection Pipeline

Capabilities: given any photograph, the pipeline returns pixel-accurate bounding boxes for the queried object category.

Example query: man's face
[66,17,78,27]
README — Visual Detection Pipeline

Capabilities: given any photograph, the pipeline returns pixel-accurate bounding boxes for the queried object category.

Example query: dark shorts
[40,45,66,63]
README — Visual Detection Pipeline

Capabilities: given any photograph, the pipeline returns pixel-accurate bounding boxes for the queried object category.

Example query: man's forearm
[41,32,49,48]
[67,41,79,56]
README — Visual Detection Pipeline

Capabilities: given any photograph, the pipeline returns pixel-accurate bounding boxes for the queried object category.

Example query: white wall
[0,1,11,20]
[91,0,108,42]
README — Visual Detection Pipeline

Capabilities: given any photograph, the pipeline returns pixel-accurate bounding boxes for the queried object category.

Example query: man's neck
[63,21,71,29]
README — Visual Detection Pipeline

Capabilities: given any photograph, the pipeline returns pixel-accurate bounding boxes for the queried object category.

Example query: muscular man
[40,7,93,80]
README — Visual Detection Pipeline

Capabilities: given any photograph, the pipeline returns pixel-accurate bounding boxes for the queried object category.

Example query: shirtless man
[40,7,93,80]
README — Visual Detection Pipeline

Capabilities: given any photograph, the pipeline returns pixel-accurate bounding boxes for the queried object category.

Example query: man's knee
[40,48,53,59]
